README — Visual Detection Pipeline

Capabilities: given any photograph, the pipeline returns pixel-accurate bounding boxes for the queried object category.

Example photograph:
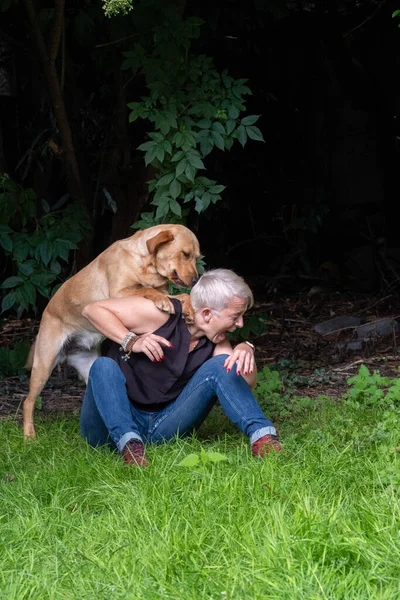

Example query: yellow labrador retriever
[24,224,200,438]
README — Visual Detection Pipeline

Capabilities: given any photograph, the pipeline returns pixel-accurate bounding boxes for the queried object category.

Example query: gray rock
[313,316,361,336]
[356,318,399,339]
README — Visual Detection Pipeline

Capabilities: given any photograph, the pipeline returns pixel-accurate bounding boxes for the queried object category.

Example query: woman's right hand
[132,333,172,362]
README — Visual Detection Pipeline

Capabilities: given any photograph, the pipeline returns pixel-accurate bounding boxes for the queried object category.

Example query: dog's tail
[25,340,36,370]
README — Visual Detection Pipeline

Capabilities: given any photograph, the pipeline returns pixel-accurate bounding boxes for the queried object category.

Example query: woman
[80,269,281,466]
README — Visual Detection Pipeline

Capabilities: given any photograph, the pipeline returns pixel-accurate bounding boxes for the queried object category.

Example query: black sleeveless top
[107,298,215,411]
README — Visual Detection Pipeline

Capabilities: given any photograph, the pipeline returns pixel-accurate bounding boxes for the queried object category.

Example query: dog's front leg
[112,287,175,314]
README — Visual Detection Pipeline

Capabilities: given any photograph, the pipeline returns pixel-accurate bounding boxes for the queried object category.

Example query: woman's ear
[202,308,212,323]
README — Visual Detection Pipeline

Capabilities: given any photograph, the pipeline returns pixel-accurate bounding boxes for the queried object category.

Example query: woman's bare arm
[82,296,169,344]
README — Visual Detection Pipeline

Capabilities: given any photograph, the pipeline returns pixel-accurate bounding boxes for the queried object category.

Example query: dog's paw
[154,296,175,314]
[173,293,195,324]
[183,313,195,325]
[24,423,36,439]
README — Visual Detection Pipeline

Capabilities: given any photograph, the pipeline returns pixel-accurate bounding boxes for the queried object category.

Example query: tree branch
[48,0,65,63]
[23,0,89,216]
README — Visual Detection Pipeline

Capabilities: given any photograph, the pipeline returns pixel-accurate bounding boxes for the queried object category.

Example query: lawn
[1,391,400,600]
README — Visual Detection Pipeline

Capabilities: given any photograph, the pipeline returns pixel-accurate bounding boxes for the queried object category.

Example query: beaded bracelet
[119,332,139,362]
[120,332,138,352]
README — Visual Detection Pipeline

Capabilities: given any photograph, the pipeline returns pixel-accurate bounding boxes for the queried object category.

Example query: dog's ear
[146,230,174,255]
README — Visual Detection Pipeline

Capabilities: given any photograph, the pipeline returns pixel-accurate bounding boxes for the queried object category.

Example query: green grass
[1,399,400,600]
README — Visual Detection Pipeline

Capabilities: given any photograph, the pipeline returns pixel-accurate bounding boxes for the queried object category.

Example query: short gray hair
[190,269,254,312]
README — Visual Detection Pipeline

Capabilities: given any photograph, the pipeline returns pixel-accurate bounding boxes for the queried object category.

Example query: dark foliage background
[1,0,400,308]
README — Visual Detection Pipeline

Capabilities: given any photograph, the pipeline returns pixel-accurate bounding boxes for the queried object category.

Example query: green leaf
[12,241,30,263]
[50,260,61,275]
[169,198,182,216]
[211,131,225,150]
[154,147,165,163]
[128,111,139,122]
[156,202,170,220]
[144,146,159,166]
[175,159,187,178]
[181,132,196,152]
[0,234,12,253]
[196,176,213,186]
[206,451,228,463]
[200,448,208,464]
[185,163,196,182]
[209,185,226,194]
[195,196,204,213]
[21,281,36,306]
[171,151,185,163]
[212,122,226,134]
[151,194,170,206]
[186,152,205,170]
[173,132,185,148]
[199,136,214,157]
[161,140,172,155]
[148,132,164,142]
[137,141,155,151]
[1,292,16,312]
[14,288,29,312]
[237,125,247,148]
[197,119,211,129]
[226,120,236,135]
[202,192,211,210]
[177,454,200,467]
[156,115,171,135]
[229,106,240,119]
[176,174,190,184]
[184,191,194,203]
[392,9,400,17]
[241,115,260,126]
[18,260,36,276]
[157,173,175,186]
[246,126,265,142]
[39,240,53,266]
[1,276,24,289]
[169,179,182,200]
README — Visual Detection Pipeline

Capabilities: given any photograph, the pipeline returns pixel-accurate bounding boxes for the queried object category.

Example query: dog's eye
[182,251,190,259]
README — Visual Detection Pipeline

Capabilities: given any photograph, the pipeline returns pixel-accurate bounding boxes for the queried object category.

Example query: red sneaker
[121,440,150,467]
[251,434,282,457]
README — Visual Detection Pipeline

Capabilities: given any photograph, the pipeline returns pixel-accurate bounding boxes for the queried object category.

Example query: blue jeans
[80,355,276,452]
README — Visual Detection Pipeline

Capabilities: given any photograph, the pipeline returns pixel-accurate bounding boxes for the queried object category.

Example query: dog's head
[146,225,200,288]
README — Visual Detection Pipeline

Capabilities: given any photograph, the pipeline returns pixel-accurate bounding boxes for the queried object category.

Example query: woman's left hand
[223,343,255,376]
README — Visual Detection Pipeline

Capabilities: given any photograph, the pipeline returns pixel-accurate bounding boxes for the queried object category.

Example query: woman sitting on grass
[80,269,281,467]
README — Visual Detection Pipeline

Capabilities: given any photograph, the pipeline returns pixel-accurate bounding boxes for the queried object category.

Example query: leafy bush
[228,313,268,342]
[0,339,30,377]
[124,13,264,228]
[0,174,90,315]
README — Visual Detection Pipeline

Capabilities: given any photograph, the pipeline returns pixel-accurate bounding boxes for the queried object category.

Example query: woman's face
[197,296,248,344]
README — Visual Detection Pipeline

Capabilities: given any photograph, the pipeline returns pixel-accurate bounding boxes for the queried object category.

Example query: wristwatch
[244,341,255,352]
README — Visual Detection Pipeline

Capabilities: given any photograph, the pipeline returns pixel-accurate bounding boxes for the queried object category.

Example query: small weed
[177,448,228,469]
[345,364,400,407]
